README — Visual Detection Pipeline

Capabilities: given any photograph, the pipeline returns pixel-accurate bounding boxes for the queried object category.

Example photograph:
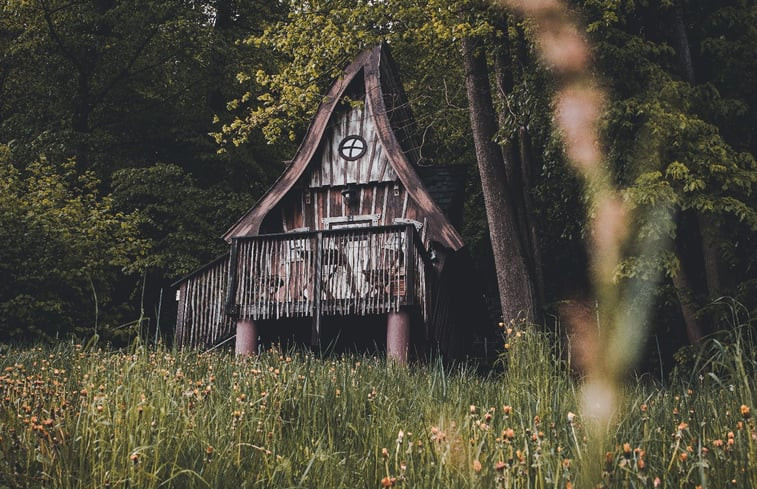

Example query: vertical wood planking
[188,227,428,336]
[175,255,232,349]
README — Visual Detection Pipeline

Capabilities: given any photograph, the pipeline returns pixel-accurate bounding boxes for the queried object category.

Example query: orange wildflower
[740,404,751,418]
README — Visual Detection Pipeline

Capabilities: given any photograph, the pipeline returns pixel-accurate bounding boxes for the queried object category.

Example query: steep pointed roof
[223,44,464,251]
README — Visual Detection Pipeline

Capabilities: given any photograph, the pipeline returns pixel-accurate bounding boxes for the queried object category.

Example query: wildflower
[470,405,476,414]
[654,477,661,487]
[503,405,512,415]
[679,452,688,462]
[473,459,482,472]
[740,404,751,418]
[623,443,632,457]
[504,343,511,350]
[567,411,576,424]
[380,476,395,487]
[495,461,506,471]
[640,404,647,413]
[713,439,724,448]
[503,428,515,440]
[382,447,389,459]
[130,453,139,465]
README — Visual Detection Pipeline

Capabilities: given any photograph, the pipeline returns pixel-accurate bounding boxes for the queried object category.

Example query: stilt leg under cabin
[386,308,410,364]
[235,319,258,355]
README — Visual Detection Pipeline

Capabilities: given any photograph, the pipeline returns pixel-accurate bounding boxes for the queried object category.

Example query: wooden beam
[311,231,323,346]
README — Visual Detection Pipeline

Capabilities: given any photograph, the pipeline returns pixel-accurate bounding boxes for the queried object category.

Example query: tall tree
[461,32,537,322]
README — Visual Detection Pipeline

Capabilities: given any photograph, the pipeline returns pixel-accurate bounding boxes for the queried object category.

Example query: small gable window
[338,135,367,160]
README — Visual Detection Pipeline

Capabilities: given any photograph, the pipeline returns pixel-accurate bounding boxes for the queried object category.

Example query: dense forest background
[1,0,754,367]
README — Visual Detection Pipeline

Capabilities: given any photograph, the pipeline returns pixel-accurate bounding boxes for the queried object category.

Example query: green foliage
[111,163,253,278]
[218,0,493,152]
[0,147,146,341]
[583,1,757,315]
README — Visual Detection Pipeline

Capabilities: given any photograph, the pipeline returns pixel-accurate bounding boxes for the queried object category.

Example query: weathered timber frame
[174,44,481,359]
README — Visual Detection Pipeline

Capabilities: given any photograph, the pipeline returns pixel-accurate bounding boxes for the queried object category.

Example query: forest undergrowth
[0,311,754,489]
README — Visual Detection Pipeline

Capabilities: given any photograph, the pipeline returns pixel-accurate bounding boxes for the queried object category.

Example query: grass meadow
[0,321,755,489]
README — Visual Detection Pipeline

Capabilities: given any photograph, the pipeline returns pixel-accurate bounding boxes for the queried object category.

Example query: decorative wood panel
[307,103,397,187]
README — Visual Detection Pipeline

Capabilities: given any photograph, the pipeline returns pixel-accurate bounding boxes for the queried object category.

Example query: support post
[225,240,240,316]
[311,232,323,347]
[386,308,410,365]
[404,225,415,306]
[235,318,258,356]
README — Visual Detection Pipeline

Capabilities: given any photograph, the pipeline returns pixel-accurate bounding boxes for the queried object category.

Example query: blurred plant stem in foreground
[499,0,672,485]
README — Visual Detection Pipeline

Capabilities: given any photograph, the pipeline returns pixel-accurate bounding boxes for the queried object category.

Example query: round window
[338,135,367,160]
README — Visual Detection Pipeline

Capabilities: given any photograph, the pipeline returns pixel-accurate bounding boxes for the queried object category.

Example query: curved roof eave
[221,49,373,242]
[222,44,464,252]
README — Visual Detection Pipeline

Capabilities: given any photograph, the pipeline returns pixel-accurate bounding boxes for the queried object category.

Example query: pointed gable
[223,44,464,251]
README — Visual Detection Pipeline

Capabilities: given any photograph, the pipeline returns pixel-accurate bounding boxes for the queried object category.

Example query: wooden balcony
[226,224,432,322]
[174,224,433,349]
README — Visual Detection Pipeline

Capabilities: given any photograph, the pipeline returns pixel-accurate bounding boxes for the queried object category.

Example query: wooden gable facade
[174,45,478,362]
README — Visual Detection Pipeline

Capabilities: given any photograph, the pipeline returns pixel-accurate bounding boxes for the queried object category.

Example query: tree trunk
[671,5,722,315]
[461,35,536,323]
[492,29,544,320]
[517,128,546,311]
[671,261,704,344]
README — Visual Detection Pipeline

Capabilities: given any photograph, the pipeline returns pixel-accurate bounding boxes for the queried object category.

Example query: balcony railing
[226,224,431,322]
[174,224,433,348]
[174,253,233,349]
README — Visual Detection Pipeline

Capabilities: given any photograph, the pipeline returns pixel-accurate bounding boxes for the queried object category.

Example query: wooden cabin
[173,45,485,362]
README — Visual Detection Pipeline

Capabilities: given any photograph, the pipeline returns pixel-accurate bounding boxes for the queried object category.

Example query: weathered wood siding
[174,255,233,349]
[307,103,398,187]
[265,102,428,243]
[276,183,426,236]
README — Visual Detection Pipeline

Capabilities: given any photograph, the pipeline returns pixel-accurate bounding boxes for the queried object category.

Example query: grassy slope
[0,326,754,488]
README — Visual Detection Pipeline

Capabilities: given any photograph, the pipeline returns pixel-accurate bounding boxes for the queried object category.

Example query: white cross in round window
[338,135,367,160]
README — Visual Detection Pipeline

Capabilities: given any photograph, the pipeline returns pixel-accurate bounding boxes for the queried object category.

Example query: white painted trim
[392,218,424,232]
[322,213,381,228]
